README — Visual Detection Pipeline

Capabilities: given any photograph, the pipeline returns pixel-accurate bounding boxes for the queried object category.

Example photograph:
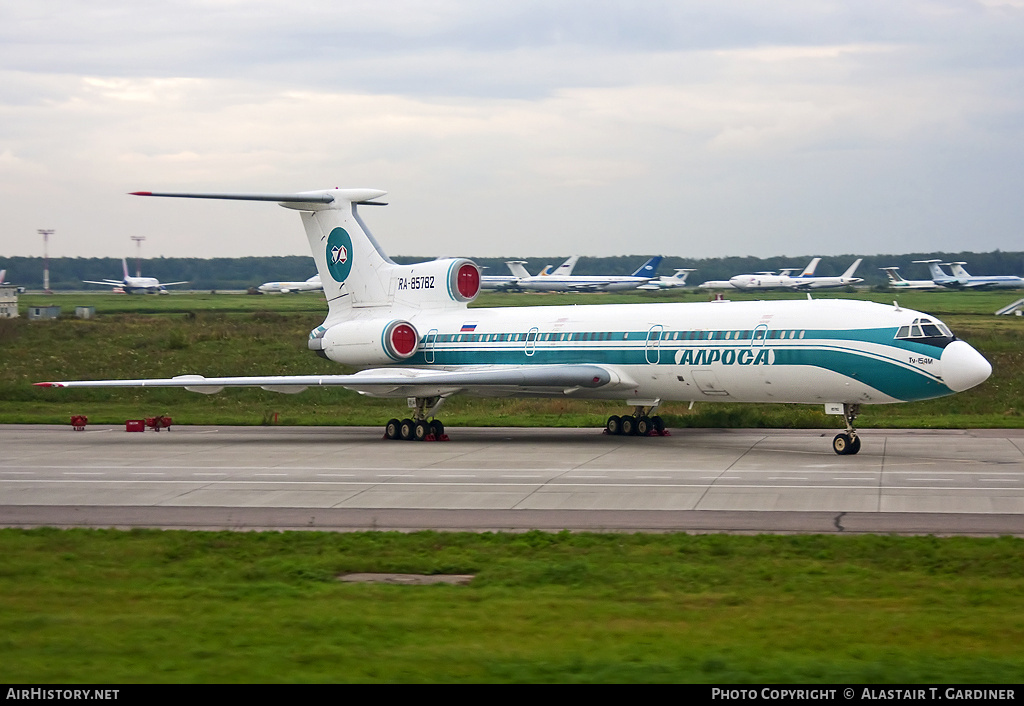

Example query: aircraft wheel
[848,435,862,455]
[606,415,622,435]
[620,416,636,436]
[651,415,666,433]
[400,418,416,441]
[833,433,856,455]
[636,416,651,437]
[385,418,402,440]
[414,420,430,441]
[430,420,445,439]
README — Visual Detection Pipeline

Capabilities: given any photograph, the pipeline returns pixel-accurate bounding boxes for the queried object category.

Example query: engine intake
[390,258,481,308]
[317,319,420,365]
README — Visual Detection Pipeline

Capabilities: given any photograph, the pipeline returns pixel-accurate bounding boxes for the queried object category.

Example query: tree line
[2,251,1022,290]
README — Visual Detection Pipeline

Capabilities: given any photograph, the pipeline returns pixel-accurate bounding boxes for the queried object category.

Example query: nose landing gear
[832,403,862,455]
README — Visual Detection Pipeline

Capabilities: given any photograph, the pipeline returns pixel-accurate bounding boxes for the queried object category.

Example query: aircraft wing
[83,280,124,286]
[36,364,636,398]
[161,281,190,287]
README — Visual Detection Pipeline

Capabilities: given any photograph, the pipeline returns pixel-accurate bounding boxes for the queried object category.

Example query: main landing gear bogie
[384,397,449,441]
[605,406,669,437]
[385,417,447,441]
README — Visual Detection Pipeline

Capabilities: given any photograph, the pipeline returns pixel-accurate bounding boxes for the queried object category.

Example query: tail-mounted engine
[391,258,481,308]
[309,319,420,365]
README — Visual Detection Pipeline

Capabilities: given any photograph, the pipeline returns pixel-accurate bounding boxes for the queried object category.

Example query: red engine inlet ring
[451,261,481,302]
[384,320,419,359]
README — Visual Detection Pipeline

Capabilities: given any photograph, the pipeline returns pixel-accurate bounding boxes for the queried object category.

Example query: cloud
[1,2,1024,259]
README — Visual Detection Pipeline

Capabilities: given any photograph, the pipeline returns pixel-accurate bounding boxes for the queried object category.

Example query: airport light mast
[38,229,53,294]
[130,235,146,277]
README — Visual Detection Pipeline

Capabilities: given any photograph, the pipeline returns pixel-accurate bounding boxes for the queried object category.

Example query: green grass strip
[1,529,1023,683]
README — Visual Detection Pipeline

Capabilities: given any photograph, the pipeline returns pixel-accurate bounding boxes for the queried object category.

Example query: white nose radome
[941,340,992,392]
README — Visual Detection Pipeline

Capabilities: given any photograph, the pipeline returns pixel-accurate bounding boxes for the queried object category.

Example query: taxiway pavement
[2,425,1022,534]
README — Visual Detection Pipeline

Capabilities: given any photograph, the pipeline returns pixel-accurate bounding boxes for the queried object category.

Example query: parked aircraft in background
[789,259,863,290]
[480,256,579,291]
[701,259,818,291]
[258,274,322,293]
[730,259,862,291]
[37,188,992,455]
[512,256,663,292]
[637,269,696,290]
[933,261,1019,288]
[727,258,821,290]
[880,267,943,290]
[83,258,188,294]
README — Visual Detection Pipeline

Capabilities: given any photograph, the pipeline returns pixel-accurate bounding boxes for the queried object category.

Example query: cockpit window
[895,317,954,344]
[917,318,951,337]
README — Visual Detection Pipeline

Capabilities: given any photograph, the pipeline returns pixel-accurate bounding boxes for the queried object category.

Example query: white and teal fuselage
[332,297,986,405]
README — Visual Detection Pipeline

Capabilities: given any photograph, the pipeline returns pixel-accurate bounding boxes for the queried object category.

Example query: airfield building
[0,284,17,318]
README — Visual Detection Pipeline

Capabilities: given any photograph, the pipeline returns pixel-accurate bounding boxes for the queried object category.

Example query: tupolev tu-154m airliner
[36,188,992,455]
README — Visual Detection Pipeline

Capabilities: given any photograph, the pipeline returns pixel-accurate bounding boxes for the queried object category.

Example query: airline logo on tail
[327,228,353,282]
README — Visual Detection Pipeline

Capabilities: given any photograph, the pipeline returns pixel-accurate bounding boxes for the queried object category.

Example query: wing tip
[34,382,61,387]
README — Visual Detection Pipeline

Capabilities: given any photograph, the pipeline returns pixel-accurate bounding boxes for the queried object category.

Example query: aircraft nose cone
[941,340,992,392]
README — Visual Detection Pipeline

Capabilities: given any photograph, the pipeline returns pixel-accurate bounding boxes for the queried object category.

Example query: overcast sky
[2,1,1024,261]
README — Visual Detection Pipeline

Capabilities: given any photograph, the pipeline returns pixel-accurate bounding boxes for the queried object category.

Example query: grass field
[1,529,1023,683]
[2,289,1021,428]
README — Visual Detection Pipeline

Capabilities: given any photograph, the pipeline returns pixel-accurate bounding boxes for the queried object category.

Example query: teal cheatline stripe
[405,342,951,402]
[774,348,948,401]
[806,327,951,355]
[407,346,648,367]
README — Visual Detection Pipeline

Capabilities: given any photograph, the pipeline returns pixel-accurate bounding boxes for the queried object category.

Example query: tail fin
[552,256,579,276]
[945,262,971,279]
[880,267,906,283]
[131,189,481,325]
[914,260,950,280]
[799,257,821,277]
[631,256,662,278]
[670,268,694,284]
[841,258,863,278]
[0,269,5,284]
[506,261,532,279]
[121,258,130,279]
